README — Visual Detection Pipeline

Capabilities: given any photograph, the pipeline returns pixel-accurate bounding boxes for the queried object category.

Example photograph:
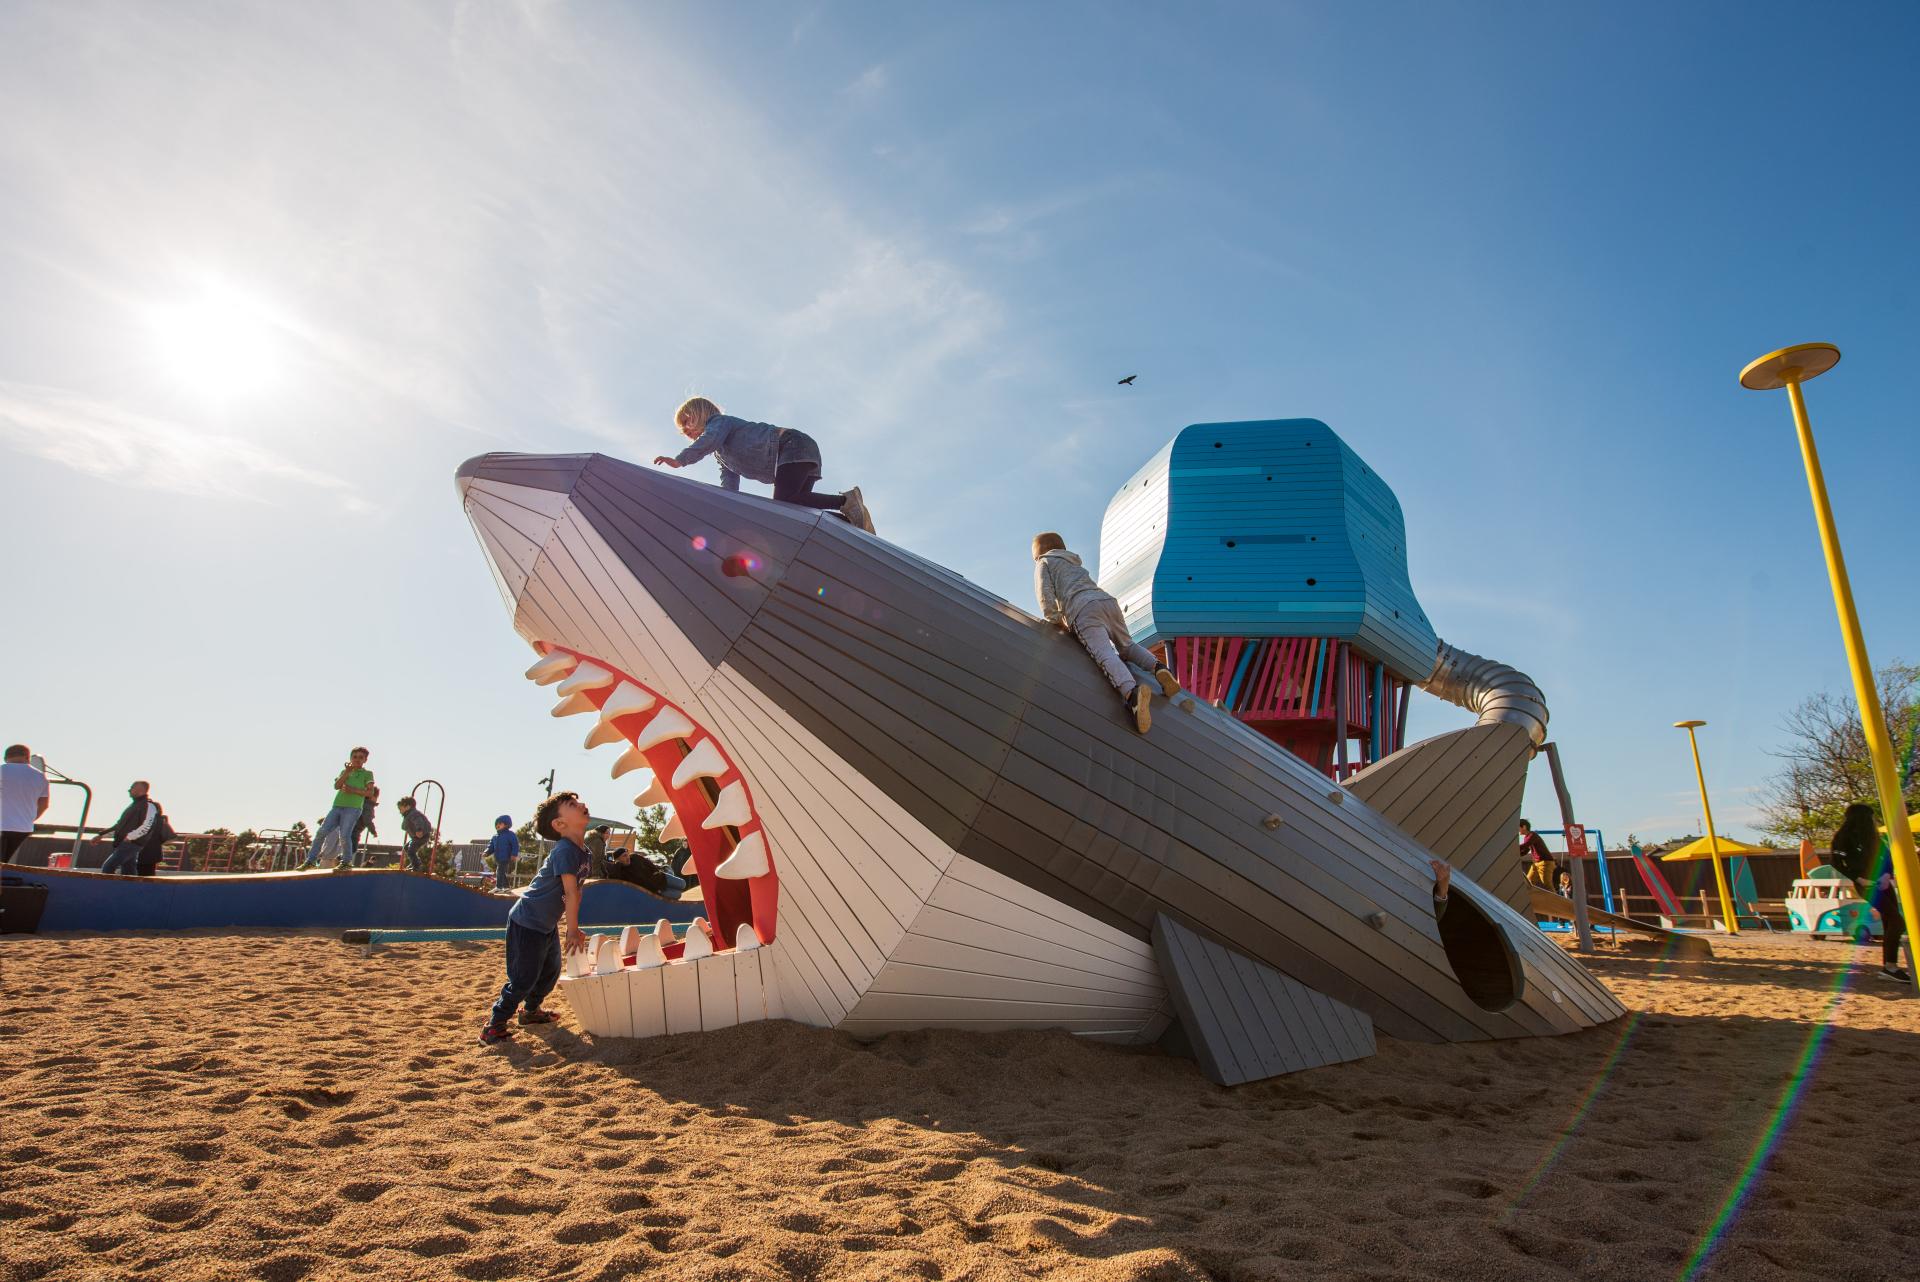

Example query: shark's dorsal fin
[1151,914,1375,1085]
[1344,721,1534,914]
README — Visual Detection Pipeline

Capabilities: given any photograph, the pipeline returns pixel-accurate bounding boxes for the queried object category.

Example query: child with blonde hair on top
[1033,532,1180,733]
[653,397,874,533]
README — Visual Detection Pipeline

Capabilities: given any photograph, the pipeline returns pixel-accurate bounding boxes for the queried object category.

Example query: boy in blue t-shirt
[479,794,590,1045]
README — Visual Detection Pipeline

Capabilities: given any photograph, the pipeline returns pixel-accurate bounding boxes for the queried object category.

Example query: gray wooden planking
[460,453,1626,1052]
[1346,723,1534,914]
[1151,913,1375,1085]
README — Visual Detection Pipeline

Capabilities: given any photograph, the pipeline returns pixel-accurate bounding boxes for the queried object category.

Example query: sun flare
[148,284,281,398]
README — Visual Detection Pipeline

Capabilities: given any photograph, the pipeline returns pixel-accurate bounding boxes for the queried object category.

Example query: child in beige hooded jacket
[1033,532,1180,733]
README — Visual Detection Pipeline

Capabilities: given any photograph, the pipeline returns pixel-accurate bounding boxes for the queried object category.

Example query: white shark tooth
[654,917,675,941]
[633,707,695,751]
[526,651,578,685]
[715,831,769,880]
[701,781,752,830]
[671,739,728,789]
[610,745,651,779]
[598,682,656,723]
[556,662,616,696]
[632,773,669,808]
[564,940,594,978]
[584,720,628,750]
[551,692,597,718]
[591,935,623,976]
[618,925,642,958]
[680,917,714,960]
[734,923,761,952]
[629,929,666,969]
[660,809,686,842]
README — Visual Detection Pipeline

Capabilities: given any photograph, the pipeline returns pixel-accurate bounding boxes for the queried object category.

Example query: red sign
[1565,824,1590,860]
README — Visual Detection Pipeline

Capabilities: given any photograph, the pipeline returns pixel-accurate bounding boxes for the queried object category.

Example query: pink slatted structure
[1159,636,1411,780]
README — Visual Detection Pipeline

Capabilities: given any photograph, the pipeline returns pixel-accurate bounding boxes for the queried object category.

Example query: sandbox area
[3,932,1915,1281]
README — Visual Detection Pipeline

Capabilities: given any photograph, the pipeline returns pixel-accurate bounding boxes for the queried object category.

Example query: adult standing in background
[298,748,375,870]
[584,825,610,879]
[1517,818,1557,893]
[1831,803,1912,984]
[1,744,50,863]
[353,784,380,867]
[101,781,167,875]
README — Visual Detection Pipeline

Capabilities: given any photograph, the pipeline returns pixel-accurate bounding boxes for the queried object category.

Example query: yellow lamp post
[1741,343,1920,987]
[1673,720,1739,934]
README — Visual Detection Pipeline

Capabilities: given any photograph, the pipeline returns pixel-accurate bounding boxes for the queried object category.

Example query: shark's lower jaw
[526,641,786,1034]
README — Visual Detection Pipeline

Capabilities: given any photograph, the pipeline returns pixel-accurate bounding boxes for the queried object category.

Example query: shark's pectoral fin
[1150,914,1376,1086]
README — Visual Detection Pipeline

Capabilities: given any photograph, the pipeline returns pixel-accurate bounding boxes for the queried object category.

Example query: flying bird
[1117,374,1137,385]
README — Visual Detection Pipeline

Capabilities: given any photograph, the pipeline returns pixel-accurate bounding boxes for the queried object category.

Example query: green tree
[1761,661,1920,844]
[512,819,543,884]
[629,804,670,854]
[186,826,234,867]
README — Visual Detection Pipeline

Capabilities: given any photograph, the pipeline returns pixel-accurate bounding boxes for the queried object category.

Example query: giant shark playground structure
[458,418,1625,1086]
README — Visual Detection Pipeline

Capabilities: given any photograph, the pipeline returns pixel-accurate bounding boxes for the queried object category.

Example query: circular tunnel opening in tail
[1438,891,1524,1012]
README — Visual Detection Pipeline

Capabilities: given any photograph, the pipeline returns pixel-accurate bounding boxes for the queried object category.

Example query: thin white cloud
[844,63,888,100]
[1420,581,1576,638]
[770,238,1005,436]
[961,174,1159,238]
[0,381,357,506]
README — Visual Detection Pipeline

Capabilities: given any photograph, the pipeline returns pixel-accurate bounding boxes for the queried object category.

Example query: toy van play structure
[458,418,1626,1086]
[1786,866,1882,941]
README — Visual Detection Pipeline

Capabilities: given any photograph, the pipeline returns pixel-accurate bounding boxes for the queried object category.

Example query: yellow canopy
[1660,834,1774,861]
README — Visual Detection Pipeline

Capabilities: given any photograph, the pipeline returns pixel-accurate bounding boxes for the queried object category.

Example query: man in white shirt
[1,744,51,863]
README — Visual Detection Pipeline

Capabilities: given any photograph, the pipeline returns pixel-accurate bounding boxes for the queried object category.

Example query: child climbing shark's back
[1032,532,1180,733]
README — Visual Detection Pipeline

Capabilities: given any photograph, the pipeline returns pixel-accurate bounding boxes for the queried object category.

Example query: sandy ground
[3,930,1917,1282]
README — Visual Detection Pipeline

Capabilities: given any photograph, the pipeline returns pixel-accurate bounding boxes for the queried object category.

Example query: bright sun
[149,285,281,398]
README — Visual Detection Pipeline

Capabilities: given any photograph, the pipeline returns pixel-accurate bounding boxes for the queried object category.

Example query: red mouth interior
[543,646,778,956]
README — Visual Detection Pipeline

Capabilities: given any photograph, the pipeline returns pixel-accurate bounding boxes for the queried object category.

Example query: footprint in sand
[552,1221,623,1244]
[252,1252,316,1282]
[404,1233,470,1257]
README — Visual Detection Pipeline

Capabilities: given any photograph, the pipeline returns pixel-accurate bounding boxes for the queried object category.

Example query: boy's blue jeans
[303,805,364,867]
[488,921,563,1028]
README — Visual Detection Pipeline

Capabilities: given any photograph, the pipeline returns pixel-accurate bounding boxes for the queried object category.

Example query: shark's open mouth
[523,642,779,960]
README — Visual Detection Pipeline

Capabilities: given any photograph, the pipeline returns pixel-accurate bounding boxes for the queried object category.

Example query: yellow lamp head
[1673,719,1706,730]
[1740,343,1840,391]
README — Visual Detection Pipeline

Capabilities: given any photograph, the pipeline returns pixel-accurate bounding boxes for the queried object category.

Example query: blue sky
[2,1,1914,847]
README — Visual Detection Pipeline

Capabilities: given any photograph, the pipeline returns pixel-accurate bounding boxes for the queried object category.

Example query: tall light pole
[1674,720,1738,934]
[1741,343,1920,986]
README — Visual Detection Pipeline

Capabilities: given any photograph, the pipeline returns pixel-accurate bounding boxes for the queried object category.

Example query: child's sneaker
[1877,966,1913,985]
[840,487,876,534]
[1153,667,1182,697]
[478,1024,514,1046]
[1127,684,1152,734]
[518,1007,558,1025]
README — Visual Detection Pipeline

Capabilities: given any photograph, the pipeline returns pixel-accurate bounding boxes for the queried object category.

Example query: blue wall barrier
[8,867,703,934]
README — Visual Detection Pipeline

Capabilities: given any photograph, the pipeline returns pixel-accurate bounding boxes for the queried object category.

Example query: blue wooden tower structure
[1099,418,1440,777]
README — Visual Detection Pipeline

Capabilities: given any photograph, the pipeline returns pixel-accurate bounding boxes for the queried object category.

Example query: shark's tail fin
[1345,721,1536,913]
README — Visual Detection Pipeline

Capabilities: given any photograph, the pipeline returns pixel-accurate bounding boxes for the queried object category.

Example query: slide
[1529,886,1713,959]
[1628,843,1685,919]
